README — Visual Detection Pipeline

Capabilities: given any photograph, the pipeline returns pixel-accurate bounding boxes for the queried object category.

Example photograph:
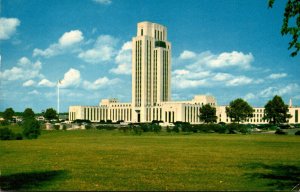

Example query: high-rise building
[132,22,171,122]
[68,21,300,125]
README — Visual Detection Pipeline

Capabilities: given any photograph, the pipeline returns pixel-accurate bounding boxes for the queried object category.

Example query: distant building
[69,21,300,125]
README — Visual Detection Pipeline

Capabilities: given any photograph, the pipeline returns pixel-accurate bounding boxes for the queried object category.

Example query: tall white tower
[131,21,172,122]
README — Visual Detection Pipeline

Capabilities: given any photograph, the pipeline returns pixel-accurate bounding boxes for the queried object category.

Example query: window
[141,29,143,36]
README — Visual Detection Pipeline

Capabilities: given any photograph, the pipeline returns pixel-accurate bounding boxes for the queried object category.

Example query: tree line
[199,95,292,125]
[0,107,59,140]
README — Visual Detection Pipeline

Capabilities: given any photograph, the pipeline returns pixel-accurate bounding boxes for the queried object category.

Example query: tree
[3,108,15,121]
[199,104,217,123]
[23,108,35,120]
[22,118,41,139]
[226,98,254,124]
[269,0,300,57]
[263,95,292,125]
[44,108,57,121]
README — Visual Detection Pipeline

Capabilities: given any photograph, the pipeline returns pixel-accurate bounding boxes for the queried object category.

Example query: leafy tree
[269,0,300,57]
[22,118,41,139]
[44,108,57,121]
[263,95,292,125]
[0,127,15,140]
[199,104,217,123]
[226,98,254,124]
[3,108,15,121]
[23,108,35,120]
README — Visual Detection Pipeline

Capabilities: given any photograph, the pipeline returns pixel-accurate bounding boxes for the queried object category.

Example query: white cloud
[179,50,197,60]
[173,79,208,89]
[38,79,56,87]
[110,41,132,75]
[28,90,40,95]
[93,0,112,5]
[225,76,253,87]
[212,73,233,81]
[244,93,256,101]
[0,17,20,40]
[259,83,299,98]
[208,51,253,69]
[78,35,118,64]
[83,76,120,90]
[183,50,254,70]
[23,80,36,87]
[0,57,42,81]
[59,30,84,47]
[33,29,84,57]
[267,73,287,79]
[59,68,81,88]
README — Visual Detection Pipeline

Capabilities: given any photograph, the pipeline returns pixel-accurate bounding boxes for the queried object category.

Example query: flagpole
[57,81,60,118]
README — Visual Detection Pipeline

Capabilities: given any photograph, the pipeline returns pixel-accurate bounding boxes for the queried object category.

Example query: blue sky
[1,0,299,113]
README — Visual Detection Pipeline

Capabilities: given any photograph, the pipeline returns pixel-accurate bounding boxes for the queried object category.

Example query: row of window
[111,104,131,107]
[184,106,200,123]
[145,107,163,122]
[162,50,169,101]
[135,40,142,107]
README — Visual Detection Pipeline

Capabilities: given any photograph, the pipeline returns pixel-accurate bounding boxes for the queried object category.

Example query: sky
[1,0,300,113]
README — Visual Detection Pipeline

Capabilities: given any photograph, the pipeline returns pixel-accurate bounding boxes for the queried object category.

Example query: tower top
[136,21,167,40]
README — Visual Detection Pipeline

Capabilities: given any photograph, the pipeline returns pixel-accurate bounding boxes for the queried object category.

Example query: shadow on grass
[245,163,300,190]
[0,170,67,190]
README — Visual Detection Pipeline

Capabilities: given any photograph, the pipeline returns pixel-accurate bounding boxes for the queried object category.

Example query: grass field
[1,128,300,191]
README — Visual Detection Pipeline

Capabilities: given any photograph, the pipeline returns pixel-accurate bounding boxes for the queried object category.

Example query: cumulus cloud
[93,0,112,5]
[83,76,120,90]
[267,73,287,79]
[59,30,84,47]
[259,84,299,98]
[33,29,84,57]
[244,93,256,101]
[59,68,81,88]
[0,17,20,40]
[225,76,253,87]
[78,35,118,64]
[179,50,197,59]
[212,73,233,81]
[172,66,259,89]
[0,57,42,81]
[182,50,254,70]
[38,79,56,87]
[28,90,40,95]
[23,80,36,87]
[110,41,132,75]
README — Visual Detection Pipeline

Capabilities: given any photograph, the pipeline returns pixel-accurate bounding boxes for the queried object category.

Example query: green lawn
[1,129,299,191]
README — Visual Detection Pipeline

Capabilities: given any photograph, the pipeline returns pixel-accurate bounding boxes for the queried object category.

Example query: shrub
[54,125,60,130]
[0,120,9,126]
[0,127,15,140]
[22,119,41,139]
[85,124,92,130]
[152,124,162,133]
[226,123,240,134]
[172,126,180,133]
[133,126,142,135]
[166,126,172,133]
[275,129,287,135]
[119,126,132,132]
[278,124,291,129]
[295,130,300,135]
[15,133,23,140]
[140,123,152,132]
[0,128,23,140]
[96,125,116,130]
[106,120,112,124]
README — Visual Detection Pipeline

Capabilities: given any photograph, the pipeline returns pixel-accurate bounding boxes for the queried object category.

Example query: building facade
[69,21,300,125]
